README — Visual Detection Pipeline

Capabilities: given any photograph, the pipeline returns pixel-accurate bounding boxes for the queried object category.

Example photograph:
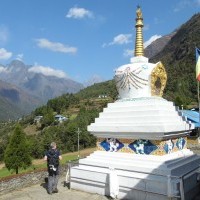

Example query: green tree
[4,124,32,174]
[0,136,8,161]
[27,135,44,159]
[40,107,54,128]
[174,96,184,109]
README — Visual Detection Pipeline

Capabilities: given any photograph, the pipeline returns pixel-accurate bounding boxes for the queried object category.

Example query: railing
[64,160,79,189]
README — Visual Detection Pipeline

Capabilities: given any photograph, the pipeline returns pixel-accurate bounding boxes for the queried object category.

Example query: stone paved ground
[0,176,110,200]
[1,175,200,200]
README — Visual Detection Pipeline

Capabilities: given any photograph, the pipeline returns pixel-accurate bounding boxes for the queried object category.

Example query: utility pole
[77,128,81,159]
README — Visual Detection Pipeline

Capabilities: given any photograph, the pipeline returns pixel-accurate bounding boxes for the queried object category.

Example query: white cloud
[143,24,150,31]
[102,43,107,48]
[144,34,162,48]
[66,7,93,19]
[16,54,24,61]
[123,35,161,57]
[0,48,12,60]
[28,65,68,79]
[177,0,200,8]
[173,0,191,12]
[0,25,9,44]
[123,49,134,57]
[0,66,7,73]
[153,18,160,25]
[35,38,77,54]
[112,34,132,45]
[103,34,132,47]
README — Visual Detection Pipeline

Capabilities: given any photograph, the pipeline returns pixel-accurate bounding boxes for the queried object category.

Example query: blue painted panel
[128,139,158,155]
[100,138,124,152]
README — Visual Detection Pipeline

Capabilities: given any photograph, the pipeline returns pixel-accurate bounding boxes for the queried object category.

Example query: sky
[0,0,199,83]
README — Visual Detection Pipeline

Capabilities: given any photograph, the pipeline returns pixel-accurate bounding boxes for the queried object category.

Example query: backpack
[47,149,59,172]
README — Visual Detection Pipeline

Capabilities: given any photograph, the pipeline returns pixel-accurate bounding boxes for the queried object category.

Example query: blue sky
[0,0,199,83]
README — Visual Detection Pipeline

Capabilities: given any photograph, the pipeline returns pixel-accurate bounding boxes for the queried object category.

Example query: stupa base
[71,150,200,200]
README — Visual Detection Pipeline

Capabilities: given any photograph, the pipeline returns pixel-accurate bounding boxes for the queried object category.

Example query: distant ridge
[0,80,40,121]
[144,32,176,59]
[83,75,105,87]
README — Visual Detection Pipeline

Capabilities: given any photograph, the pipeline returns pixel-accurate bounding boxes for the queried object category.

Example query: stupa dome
[115,56,167,99]
[114,6,167,99]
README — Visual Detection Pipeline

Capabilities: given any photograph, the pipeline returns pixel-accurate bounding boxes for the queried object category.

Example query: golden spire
[134,6,144,57]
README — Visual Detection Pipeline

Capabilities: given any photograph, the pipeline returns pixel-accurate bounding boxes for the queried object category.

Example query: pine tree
[4,124,32,174]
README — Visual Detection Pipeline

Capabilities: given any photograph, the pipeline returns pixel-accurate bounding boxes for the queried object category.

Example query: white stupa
[71,6,200,200]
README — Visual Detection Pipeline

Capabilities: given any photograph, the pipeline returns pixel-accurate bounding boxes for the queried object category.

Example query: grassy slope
[0,148,95,178]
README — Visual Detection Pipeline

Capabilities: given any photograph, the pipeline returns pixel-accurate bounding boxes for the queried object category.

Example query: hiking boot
[47,191,52,195]
[52,188,58,193]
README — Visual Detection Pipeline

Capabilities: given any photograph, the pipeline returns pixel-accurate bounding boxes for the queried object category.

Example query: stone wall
[0,166,66,195]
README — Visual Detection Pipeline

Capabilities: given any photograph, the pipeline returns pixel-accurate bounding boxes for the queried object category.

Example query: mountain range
[0,60,83,120]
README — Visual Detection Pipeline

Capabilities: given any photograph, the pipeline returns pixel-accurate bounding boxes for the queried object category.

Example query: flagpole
[197,81,200,123]
[196,47,200,137]
[198,81,200,137]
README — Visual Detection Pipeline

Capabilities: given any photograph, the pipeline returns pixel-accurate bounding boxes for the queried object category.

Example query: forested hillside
[0,82,115,162]
[151,13,200,106]
[76,80,117,100]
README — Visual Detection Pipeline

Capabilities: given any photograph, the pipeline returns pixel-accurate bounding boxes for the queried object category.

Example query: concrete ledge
[0,166,66,195]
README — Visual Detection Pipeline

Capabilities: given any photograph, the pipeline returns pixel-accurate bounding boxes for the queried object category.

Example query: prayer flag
[196,47,200,81]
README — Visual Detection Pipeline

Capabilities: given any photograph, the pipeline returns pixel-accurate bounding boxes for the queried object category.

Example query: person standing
[44,142,62,195]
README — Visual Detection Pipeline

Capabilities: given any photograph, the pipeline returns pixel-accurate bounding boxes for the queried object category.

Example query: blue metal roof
[180,110,200,128]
